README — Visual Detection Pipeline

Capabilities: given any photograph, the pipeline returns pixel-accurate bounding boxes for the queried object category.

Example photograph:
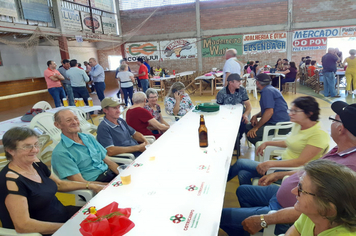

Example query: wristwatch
[260,215,268,228]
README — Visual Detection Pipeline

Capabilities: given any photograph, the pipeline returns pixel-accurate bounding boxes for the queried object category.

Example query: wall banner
[243,32,287,54]
[19,0,52,22]
[125,42,160,62]
[0,0,18,18]
[340,26,356,37]
[202,35,242,57]
[160,39,197,60]
[292,27,340,51]
[102,16,117,35]
[80,12,103,34]
[92,0,114,13]
[61,7,82,32]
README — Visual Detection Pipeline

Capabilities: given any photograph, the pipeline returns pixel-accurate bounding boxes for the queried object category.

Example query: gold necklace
[12,163,39,177]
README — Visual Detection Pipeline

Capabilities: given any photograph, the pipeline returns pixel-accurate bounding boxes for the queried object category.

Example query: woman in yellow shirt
[343,49,356,95]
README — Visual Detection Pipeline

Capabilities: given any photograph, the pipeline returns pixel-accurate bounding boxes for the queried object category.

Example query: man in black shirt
[321,48,340,98]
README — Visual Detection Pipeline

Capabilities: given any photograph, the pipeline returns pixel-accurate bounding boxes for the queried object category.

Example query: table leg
[211,79,214,95]
[337,75,340,96]
[200,80,202,95]
[278,76,281,91]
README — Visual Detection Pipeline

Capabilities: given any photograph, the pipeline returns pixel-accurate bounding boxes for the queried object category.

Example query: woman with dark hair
[227,96,329,185]
[280,61,298,91]
[285,159,356,235]
[249,64,261,78]
[275,58,284,70]
[0,127,104,235]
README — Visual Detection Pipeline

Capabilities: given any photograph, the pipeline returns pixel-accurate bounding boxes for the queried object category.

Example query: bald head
[54,109,76,124]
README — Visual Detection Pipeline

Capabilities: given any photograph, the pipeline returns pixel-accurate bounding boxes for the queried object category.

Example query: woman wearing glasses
[144,88,170,126]
[285,159,356,235]
[228,96,330,185]
[0,127,104,235]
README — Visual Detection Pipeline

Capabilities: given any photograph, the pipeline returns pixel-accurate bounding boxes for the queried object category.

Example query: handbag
[21,108,44,122]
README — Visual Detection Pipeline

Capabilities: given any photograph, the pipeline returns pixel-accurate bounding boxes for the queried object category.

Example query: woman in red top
[126,92,169,139]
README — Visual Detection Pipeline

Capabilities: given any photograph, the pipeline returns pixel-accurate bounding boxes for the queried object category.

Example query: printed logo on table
[186,185,198,191]
[112,181,123,187]
[81,207,92,215]
[133,163,143,167]
[170,214,186,224]
[198,165,207,170]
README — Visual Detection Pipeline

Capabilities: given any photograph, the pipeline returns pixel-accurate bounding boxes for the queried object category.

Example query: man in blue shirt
[97,97,148,158]
[245,73,290,145]
[52,109,120,183]
[89,58,106,101]
[321,48,340,98]
[67,59,90,105]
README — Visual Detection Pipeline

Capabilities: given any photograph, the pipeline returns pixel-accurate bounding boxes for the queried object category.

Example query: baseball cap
[331,101,356,136]
[227,73,242,82]
[256,73,271,83]
[101,97,121,109]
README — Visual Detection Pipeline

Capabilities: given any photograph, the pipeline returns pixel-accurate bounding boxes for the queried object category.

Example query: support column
[58,35,70,60]
[52,0,70,60]
[196,0,202,72]
[286,0,293,61]
[121,43,125,58]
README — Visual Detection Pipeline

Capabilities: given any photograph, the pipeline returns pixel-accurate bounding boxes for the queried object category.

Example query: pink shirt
[44,68,62,89]
[276,146,356,208]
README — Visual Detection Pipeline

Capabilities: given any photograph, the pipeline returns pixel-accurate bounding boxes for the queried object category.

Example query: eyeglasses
[329,116,342,123]
[148,96,158,99]
[297,182,316,197]
[17,144,41,151]
[287,109,304,114]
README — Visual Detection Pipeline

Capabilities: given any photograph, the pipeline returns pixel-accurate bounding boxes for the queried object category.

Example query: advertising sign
[102,16,117,35]
[125,42,160,62]
[340,26,356,37]
[202,35,243,57]
[292,27,340,51]
[0,0,18,18]
[80,12,103,34]
[92,0,114,12]
[160,39,197,60]
[61,7,82,32]
[19,0,52,22]
[243,32,287,54]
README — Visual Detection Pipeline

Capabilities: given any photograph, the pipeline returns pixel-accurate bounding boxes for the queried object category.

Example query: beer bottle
[198,115,208,147]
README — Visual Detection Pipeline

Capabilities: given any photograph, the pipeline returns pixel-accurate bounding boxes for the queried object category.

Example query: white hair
[132,92,147,104]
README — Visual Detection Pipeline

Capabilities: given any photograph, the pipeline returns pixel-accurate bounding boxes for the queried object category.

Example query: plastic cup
[74,98,79,107]
[88,98,93,107]
[63,98,68,107]
[79,98,85,107]
[118,165,131,185]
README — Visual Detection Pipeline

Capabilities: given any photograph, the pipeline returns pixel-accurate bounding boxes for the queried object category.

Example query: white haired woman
[126,92,169,139]
[144,88,170,128]
[164,82,194,117]
[116,63,135,107]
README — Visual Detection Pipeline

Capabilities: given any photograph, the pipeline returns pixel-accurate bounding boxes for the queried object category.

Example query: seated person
[275,58,284,71]
[246,61,254,73]
[0,127,104,235]
[216,73,252,155]
[307,60,317,77]
[164,81,194,117]
[97,97,149,158]
[127,92,169,139]
[285,160,356,236]
[229,96,329,184]
[249,64,261,78]
[221,101,356,236]
[52,109,120,183]
[144,88,170,127]
[245,74,290,145]
[280,61,298,91]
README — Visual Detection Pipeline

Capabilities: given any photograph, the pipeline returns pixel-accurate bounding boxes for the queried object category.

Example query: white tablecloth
[53,105,243,236]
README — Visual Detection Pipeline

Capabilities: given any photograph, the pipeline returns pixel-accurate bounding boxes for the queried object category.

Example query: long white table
[0,106,101,140]
[53,105,243,236]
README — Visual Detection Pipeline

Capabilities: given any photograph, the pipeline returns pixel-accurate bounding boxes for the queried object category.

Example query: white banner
[292,27,340,51]
[92,0,114,12]
[102,16,117,35]
[340,26,356,37]
[243,32,287,54]
[80,12,103,34]
[125,42,160,62]
[0,0,18,18]
[61,8,82,32]
[160,39,198,60]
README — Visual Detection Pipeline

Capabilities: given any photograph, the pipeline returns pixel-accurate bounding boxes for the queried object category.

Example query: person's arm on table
[242,207,301,235]
[132,131,149,144]
[148,118,169,132]
[66,173,107,186]
[256,145,323,175]
[242,100,252,124]
[106,144,146,156]
[158,113,170,126]
[49,173,105,193]
[247,108,273,138]
[103,156,119,174]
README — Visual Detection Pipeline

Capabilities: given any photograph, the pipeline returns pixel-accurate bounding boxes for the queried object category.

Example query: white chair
[69,107,97,134]
[29,113,61,143]
[245,78,258,99]
[252,210,286,236]
[32,101,52,110]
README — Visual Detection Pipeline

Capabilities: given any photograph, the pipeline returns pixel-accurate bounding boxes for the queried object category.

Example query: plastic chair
[252,210,281,236]
[245,78,258,99]
[69,107,97,134]
[32,101,52,110]
[29,113,62,143]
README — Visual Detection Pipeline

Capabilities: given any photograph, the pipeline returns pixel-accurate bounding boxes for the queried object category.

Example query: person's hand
[258,172,279,186]
[242,114,249,124]
[174,91,181,101]
[256,161,273,175]
[90,183,106,193]
[242,215,263,235]
[250,116,258,126]
[256,142,267,156]
[247,127,258,138]
[138,142,146,152]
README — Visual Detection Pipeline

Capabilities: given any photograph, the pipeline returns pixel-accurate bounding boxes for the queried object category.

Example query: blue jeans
[228,159,261,184]
[72,86,90,105]
[220,185,290,236]
[48,87,66,107]
[140,79,149,93]
[121,86,133,106]
[94,82,106,101]
[323,71,336,97]
[63,83,75,106]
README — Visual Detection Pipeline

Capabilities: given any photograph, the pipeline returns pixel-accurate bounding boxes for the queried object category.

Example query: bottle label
[199,131,208,147]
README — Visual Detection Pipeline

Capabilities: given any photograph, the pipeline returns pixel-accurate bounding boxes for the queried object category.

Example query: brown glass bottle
[198,115,208,147]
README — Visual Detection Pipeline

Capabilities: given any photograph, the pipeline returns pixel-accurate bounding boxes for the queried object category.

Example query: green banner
[202,35,243,57]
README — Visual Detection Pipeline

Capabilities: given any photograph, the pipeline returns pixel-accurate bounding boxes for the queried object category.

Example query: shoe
[91,92,97,94]
[332,95,341,98]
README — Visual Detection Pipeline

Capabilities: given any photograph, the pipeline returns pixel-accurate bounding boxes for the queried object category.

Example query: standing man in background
[322,48,340,98]
[44,60,66,107]
[89,58,106,101]
[58,59,75,106]
[84,61,95,94]
[67,59,90,105]
[136,57,149,93]
[223,49,243,86]
[144,58,151,76]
